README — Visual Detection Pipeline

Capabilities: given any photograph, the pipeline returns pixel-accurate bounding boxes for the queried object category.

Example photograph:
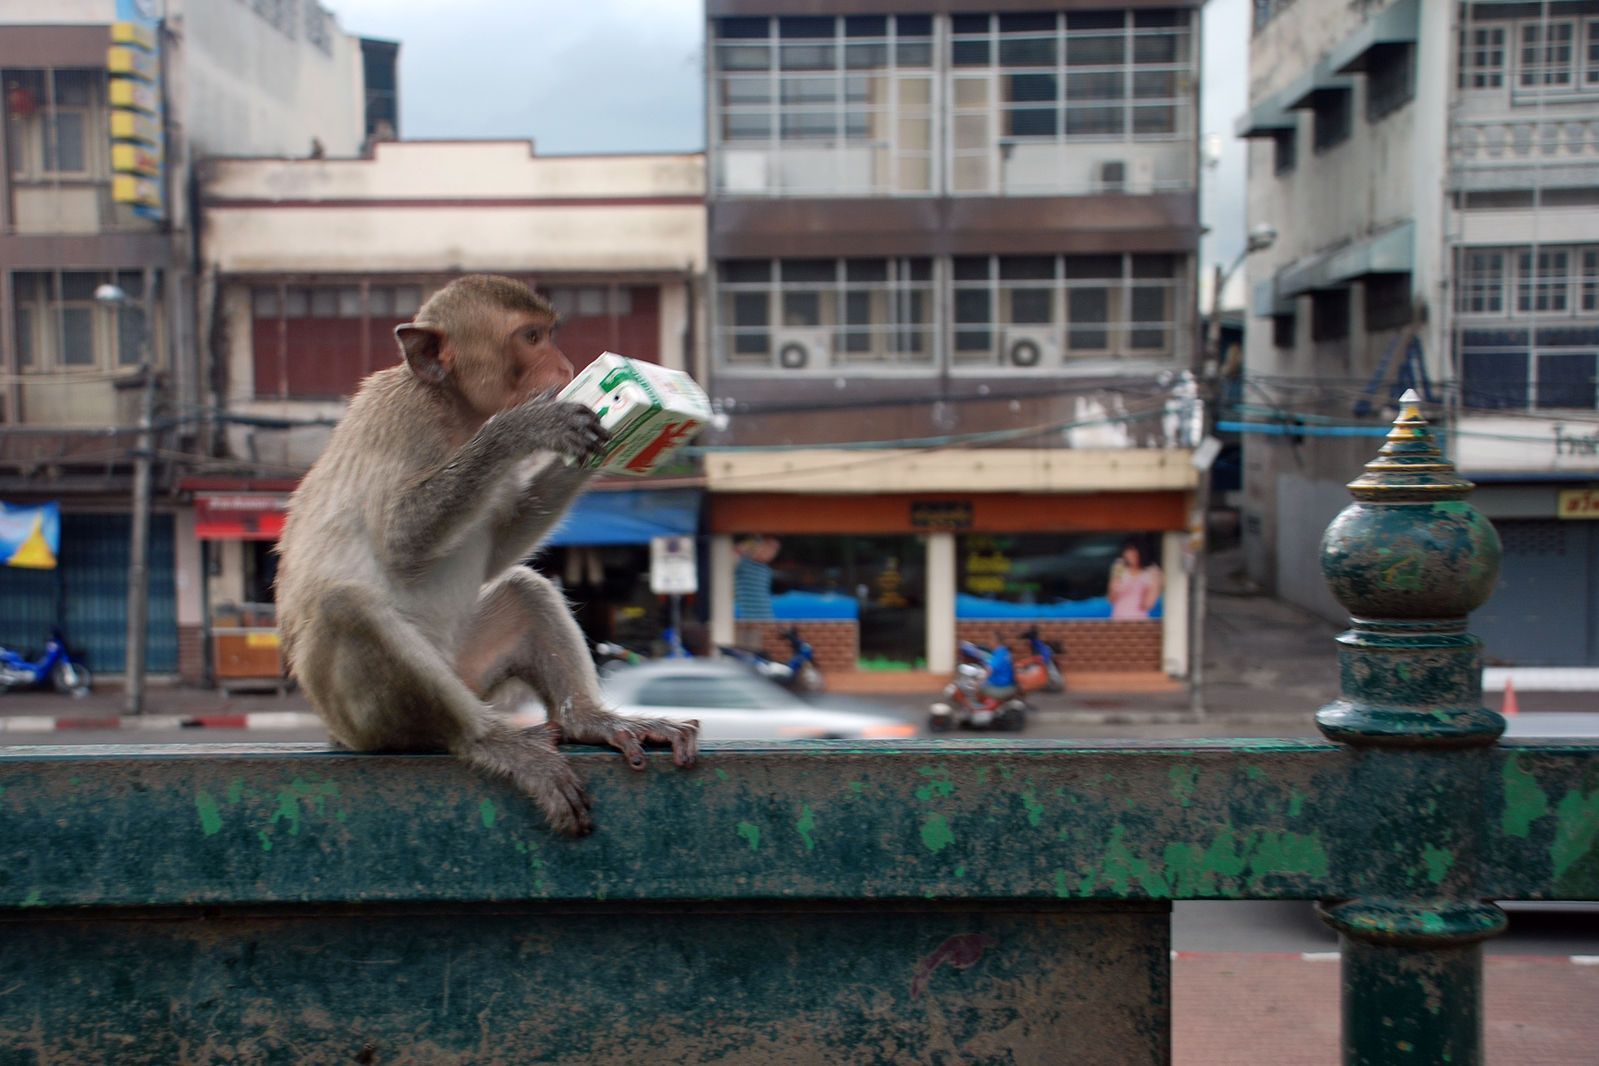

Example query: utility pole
[98,280,158,715]
[124,361,157,715]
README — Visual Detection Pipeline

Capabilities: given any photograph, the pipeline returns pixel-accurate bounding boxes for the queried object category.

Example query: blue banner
[0,502,59,569]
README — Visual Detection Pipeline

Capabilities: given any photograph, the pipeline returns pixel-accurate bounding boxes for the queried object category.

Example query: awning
[1327,0,1419,74]
[1275,221,1414,299]
[545,488,701,547]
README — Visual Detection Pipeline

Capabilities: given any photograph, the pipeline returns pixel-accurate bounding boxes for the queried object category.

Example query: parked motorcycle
[718,626,825,694]
[929,637,1030,732]
[1015,626,1065,694]
[0,630,92,697]
[593,640,646,678]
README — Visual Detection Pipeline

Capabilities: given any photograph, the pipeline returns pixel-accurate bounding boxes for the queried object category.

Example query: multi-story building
[0,0,385,682]
[698,2,1204,681]
[194,142,707,685]
[1240,0,1599,678]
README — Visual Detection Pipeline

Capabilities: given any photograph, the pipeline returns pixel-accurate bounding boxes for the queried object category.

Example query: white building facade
[1241,0,1599,677]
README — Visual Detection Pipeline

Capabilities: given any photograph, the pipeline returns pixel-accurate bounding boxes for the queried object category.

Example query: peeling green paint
[1502,757,1550,838]
[955,865,967,878]
[796,805,816,851]
[1244,765,1265,782]
[714,769,729,783]
[226,778,245,804]
[1169,766,1199,808]
[1421,847,1454,885]
[1053,868,1071,898]
[1551,787,1599,889]
[914,767,955,801]
[196,790,223,837]
[920,814,955,854]
[479,799,498,829]
[736,822,761,851]
[847,781,865,794]
[20,889,42,908]
[1288,789,1305,818]
[1021,789,1045,826]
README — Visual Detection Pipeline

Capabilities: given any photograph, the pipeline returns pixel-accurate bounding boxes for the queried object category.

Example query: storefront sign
[1456,416,1599,475]
[1558,490,1599,519]
[109,1,165,221]
[650,536,698,595]
[195,494,289,541]
[910,501,973,531]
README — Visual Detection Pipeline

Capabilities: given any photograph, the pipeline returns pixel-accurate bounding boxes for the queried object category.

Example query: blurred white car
[587,659,918,741]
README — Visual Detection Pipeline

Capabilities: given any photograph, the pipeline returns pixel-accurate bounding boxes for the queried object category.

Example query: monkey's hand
[557,706,700,772]
[499,397,610,465]
[457,721,593,836]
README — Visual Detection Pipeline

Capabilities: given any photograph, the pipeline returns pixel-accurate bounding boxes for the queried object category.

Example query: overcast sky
[331,0,1249,283]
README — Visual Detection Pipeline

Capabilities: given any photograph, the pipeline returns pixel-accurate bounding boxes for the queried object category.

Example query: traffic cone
[1501,678,1519,717]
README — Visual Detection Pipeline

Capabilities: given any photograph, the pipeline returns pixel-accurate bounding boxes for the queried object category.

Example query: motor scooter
[1015,626,1065,694]
[929,637,1030,732]
[718,626,825,693]
[0,630,92,697]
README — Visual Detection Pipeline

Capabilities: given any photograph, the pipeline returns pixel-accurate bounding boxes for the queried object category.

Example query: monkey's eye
[522,327,543,345]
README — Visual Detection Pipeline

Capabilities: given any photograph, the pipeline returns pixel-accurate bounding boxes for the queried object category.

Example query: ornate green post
[1316,390,1506,1065]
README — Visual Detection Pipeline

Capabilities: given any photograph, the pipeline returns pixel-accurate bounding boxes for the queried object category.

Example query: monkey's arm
[381,400,605,568]
[486,461,594,574]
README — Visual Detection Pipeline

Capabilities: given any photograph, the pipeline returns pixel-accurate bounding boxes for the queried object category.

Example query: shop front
[187,479,702,688]
[706,485,1192,681]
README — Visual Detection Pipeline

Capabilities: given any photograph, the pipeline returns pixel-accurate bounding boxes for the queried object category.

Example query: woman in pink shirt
[1108,540,1163,620]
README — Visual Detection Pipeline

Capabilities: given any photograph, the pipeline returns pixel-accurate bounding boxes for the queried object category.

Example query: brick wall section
[955,621,1162,673]
[177,625,205,686]
[748,621,860,675]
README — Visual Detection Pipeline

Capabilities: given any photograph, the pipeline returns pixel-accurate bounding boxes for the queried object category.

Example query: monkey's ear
[395,325,450,385]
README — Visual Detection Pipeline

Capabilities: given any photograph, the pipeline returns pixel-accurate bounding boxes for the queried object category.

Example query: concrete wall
[202,144,707,275]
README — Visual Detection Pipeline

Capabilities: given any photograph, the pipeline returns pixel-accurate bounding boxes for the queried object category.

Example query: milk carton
[559,353,712,476]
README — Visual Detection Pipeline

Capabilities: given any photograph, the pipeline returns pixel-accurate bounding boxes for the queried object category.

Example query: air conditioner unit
[1097,159,1127,192]
[1003,329,1060,369]
[772,329,831,370]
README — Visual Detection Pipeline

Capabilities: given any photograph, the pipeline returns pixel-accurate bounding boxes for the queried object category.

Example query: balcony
[1450,116,1599,192]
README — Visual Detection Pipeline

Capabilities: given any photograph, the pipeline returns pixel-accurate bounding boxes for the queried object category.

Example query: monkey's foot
[558,710,699,771]
[459,721,593,835]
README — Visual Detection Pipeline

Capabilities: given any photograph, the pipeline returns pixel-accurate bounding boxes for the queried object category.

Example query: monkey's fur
[276,275,699,835]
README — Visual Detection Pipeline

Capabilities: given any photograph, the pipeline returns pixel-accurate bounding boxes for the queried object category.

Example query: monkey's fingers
[541,772,593,836]
[670,720,700,769]
[611,728,649,771]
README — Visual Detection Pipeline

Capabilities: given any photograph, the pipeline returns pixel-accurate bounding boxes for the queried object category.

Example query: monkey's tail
[450,719,592,836]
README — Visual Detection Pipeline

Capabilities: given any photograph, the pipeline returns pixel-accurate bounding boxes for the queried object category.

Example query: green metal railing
[0,396,1595,1063]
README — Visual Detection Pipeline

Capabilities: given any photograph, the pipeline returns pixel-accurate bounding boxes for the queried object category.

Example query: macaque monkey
[276,275,698,835]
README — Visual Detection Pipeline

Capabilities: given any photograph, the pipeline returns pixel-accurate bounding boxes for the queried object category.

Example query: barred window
[1458,25,1506,89]
[1518,21,1575,89]
[715,258,935,369]
[1461,327,1599,412]
[1517,250,1570,314]
[950,252,1183,366]
[1458,250,1506,315]
[1364,44,1414,123]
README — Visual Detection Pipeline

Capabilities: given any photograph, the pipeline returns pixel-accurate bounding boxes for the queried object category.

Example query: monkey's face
[501,313,572,407]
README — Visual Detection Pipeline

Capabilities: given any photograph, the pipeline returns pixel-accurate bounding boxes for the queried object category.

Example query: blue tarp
[770,590,860,621]
[955,593,1164,621]
[544,488,701,547]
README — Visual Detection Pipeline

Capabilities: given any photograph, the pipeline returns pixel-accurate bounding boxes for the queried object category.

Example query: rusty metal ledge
[1,739,1594,909]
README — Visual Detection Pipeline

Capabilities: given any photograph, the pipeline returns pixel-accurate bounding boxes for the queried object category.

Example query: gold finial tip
[1399,388,1421,404]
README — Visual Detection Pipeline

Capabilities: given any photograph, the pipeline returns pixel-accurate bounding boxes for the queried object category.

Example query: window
[1272,312,1296,349]
[1517,250,1569,313]
[711,15,934,195]
[1458,250,1506,315]
[1458,25,1506,89]
[950,252,1184,365]
[1364,274,1412,332]
[1311,289,1349,342]
[10,270,152,372]
[1583,250,1599,312]
[1365,44,1414,122]
[1312,89,1351,153]
[1272,126,1297,175]
[950,11,1192,143]
[543,286,631,317]
[1460,326,1599,412]
[1589,20,1599,86]
[1518,21,1574,89]
[716,257,934,369]
[4,69,101,180]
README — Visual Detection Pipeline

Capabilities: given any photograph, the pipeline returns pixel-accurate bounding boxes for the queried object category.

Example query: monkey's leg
[306,585,593,835]
[459,567,699,772]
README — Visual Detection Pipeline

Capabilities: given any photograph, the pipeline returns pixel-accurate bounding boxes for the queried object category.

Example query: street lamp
[1190,223,1277,717]
[94,281,157,716]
